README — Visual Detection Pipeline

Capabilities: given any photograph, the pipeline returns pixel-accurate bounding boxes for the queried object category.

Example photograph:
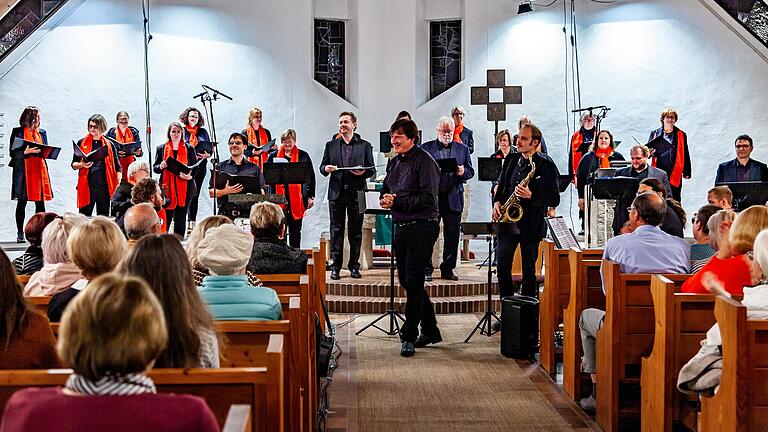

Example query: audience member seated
[24,213,88,297]
[186,214,262,286]
[1,273,219,432]
[13,212,58,275]
[197,224,282,321]
[690,204,721,263]
[124,203,163,247]
[47,217,127,322]
[246,201,308,275]
[707,185,733,210]
[578,192,690,410]
[638,178,686,238]
[110,160,150,220]
[0,249,61,369]
[691,208,734,274]
[115,177,166,232]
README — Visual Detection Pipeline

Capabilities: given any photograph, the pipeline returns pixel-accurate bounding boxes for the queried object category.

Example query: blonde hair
[707,209,736,251]
[58,273,167,381]
[730,205,768,255]
[496,129,513,146]
[186,215,233,269]
[249,201,285,240]
[708,186,733,206]
[67,216,127,280]
[280,128,296,142]
[247,107,263,128]
[41,213,89,265]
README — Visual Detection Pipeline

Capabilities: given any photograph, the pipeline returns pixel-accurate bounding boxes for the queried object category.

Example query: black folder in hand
[211,170,262,193]
[72,141,110,162]
[245,139,276,157]
[165,157,204,176]
[12,137,61,160]
[435,157,458,174]
[104,136,143,155]
[194,140,216,156]
[645,134,667,151]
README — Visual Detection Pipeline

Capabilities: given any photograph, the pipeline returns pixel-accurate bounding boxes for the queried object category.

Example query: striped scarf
[64,373,156,396]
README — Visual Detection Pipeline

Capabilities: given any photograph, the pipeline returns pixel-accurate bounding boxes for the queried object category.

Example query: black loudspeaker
[500,295,540,359]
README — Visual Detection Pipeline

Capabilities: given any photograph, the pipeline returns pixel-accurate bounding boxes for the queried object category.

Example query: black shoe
[492,321,502,332]
[424,273,433,282]
[440,271,459,281]
[350,269,362,279]
[414,331,443,348]
[400,341,416,357]
[16,232,24,243]
[330,269,341,280]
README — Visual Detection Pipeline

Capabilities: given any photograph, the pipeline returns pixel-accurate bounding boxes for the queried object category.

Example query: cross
[470,69,522,144]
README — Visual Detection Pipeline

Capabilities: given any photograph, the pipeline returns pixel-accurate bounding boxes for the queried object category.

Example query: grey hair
[435,116,455,130]
[707,209,736,251]
[127,160,149,180]
[518,115,532,130]
[41,213,89,264]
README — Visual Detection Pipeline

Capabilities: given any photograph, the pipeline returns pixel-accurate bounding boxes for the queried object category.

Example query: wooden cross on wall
[470,69,522,144]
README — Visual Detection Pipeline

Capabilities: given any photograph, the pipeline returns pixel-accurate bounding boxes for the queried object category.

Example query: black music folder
[12,137,61,160]
[645,134,667,151]
[165,157,204,176]
[245,139,276,157]
[262,161,312,185]
[104,136,142,155]
[72,141,110,162]
[194,140,216,155]
[211,170,262,193]
[435,157,458,174]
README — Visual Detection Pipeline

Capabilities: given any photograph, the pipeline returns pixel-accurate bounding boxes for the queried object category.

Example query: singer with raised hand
[319,111,375,280]
[179,106,211,234]
[492,123,560,322]
[72,114,122,217]
[9,106,54,243]
[380,118,441,357]
[153,121,197,237]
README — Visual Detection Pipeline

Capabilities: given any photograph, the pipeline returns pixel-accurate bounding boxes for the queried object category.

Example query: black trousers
[497,230,541,298]
[285,211,303,249]
[426,192,461,275]
[168,206,188,237]
[329,189,363,271]
[79,185,111,217]
[670,183,682,203]
[188,158,208,221]
[15,200,45,234]
[396,220,440,343]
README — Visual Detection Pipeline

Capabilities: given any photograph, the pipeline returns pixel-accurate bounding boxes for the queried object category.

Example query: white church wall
[1,0,767,245]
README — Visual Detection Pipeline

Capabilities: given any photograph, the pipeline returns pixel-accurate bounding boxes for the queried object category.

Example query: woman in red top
[9,107,54,243]
[153,122,197,237]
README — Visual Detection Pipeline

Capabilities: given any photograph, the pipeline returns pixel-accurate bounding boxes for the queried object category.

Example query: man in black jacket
[493,124,560,301]
[715,134,768,184]
[319,112,376,280]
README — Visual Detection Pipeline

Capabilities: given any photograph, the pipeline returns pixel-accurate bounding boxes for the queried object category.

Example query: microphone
[202,84,233,101]
[192,90,207,100]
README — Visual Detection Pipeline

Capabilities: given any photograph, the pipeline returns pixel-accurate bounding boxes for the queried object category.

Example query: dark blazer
[319,135,375,201]
[715,158,768,184]
[457,127,474,154]
[575,151,625,198]
[267,148,317,208]
[419,139,475,212]
[648,126,691,182]
[110,180,134,219]
[183,127,210,147]
[9,127,49,201]
[152,143,198,207]
[494,152,560,239]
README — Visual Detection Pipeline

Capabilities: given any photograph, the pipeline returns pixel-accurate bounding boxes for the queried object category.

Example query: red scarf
[162,141,189,210]
[246,126,269,168]
[595,147,613,168]
[651,129,686,187]
[453,124,464,144]
[157,207,168,232]
[275,146,305,220]
[76,135,118,209]
[571,131,585,176]
[115,126,136,179]
[22,128,53,202]
[185,125,199,148]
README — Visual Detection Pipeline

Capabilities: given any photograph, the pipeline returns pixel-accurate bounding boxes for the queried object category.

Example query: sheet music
[365,191,384,211]
[546,216,581,251]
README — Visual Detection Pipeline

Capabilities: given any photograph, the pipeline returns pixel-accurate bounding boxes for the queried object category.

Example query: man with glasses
[715,134,768,183]
[420,117,474,281]
[208,132,263,219]
[612,144,671,235]
[111,160,150,220]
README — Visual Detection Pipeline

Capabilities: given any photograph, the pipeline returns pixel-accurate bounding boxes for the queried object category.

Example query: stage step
[327,280,499,298]
[326,294,501,315]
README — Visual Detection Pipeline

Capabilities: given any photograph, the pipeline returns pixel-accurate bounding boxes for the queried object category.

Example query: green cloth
[375,214,393,245]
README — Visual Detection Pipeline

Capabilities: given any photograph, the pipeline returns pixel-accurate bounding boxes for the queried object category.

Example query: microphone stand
[194,85,232,215]
[141,0,153,177]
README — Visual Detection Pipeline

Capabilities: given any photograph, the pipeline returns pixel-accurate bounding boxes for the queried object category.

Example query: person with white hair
[197,224,281,321]
[111,159,150,219]
[24,213,88,297]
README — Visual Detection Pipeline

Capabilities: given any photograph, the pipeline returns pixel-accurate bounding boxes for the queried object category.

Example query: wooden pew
[700,297,768,432]
[26,296,50,317]
[562,248,604,401]
[540,241,602,377]
[640,275,719,432]
[223,404,252,432]
[16,274,31,287]
[0,335,285,432]
[595,260,689,432]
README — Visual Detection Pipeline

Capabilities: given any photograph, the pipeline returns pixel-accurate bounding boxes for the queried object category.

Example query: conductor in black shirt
[381,119,441,357]
[320,111,376,280]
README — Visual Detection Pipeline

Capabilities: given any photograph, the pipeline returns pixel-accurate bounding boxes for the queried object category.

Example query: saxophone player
[492,123,560,309]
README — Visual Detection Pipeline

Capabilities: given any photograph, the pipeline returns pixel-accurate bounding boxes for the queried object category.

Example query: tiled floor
[325,313,599,432]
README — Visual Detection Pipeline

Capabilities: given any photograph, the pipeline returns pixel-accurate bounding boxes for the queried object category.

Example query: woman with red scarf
[179,107,211,232]
[647,108,691,202]
[9,107,54,243]
[242,107,273,169]
[153,121,197,238]
[450,105,474,154]
[490,129,514,199]
[71,114,122,217]
[266,129,315,248]
[576,130,625,211]
[106,111,142,179]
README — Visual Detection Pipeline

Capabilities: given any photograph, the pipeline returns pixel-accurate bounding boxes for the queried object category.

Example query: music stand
[591,177,639,200]
[715,181,768,211]
[355,190,404,336]
[263,162,312,245]
[461,221,503,343]
[477,157,503,182]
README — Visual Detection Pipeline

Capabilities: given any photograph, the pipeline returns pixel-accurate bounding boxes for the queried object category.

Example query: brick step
[327,280,499,298]
[327,294,502,315]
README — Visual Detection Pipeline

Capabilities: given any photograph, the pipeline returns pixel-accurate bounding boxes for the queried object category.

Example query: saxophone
[496,158,537,223]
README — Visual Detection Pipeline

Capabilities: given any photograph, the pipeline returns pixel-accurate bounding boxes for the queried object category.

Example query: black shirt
[736,159,752,182]
[210,157,263,209]
[340,138,353,167]
[381,145,440,223]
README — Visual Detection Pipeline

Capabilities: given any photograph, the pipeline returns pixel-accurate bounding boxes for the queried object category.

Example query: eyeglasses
[88,124,99,130]
[735,145,751,149]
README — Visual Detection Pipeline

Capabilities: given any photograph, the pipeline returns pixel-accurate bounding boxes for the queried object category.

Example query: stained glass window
[430,20,462,99]
[314,19,345,99]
